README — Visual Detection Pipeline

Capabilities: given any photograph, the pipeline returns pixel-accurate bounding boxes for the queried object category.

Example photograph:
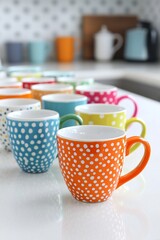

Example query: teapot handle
[113,34,123,54]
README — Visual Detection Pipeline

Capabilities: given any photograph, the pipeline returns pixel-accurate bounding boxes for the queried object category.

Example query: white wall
[0,0,158,61]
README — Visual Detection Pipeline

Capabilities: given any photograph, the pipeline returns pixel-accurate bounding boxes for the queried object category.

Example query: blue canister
[6,42,24,64]
[28,41,51,64]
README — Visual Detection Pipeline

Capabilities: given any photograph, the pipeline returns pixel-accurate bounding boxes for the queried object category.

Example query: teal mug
[28,41,51,64]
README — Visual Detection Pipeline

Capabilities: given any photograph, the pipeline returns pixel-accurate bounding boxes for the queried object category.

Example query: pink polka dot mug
[75,84,138,117]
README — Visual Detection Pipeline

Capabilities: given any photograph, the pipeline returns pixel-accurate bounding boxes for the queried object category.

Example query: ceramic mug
[55,36,75,62]
[9,72,42,82]
[75,104,146,152]
[0,98,41,150]
[22,78,56,89]
[0,81,22,88]
[0,88,32,99]
[56,77,94,90]
[42,70,74,79]
[42,93,88,127]
[75,84,138,117]
[6,42,24,63]
[0,77,18,83]
[57,125,151,203]
[28,41,51,64]
[31,83,73,101]
[7,110,83,173]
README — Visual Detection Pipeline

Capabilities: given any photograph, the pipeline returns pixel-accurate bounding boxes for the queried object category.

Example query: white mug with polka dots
[0,98,41,151]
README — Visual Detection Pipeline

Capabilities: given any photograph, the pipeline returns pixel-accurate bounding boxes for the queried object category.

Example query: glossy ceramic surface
[57,125,150,203]
[7,109,82,173]
[0,98,41,151]
[57,77,94,89]
[22,78,55,89]
[42,93,87,127]
[7,110,60,173]
[75,104,146,152]
[32,83,73,101]
[0,88,32,99]
[75,84,138,117]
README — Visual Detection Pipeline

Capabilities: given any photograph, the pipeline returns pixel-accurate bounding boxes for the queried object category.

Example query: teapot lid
[95,25,112,37]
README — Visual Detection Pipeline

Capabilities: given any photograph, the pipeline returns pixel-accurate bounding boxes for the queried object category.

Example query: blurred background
[0,0,159,63]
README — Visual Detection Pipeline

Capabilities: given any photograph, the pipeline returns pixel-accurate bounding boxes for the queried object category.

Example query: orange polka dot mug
[0,88,32,99]
[31,83,73,101]
[57,125,151,203]
[75,104,146,152]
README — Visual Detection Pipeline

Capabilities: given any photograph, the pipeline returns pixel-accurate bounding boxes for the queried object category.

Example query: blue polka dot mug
[0,98,41,151]
[7,109,83,173]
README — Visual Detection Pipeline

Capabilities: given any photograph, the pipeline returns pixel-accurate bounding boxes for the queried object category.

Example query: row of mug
[0,83,138,114]
[0,66,74,81]
[4,104,151,203]
[0,94,145,151]
[5,37,75,64]
[5,41,51,64]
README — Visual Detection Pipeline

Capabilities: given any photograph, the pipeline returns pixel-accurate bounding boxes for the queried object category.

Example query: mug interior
[42,93,87,102]
[0,77,17,82]
[0,98,40,107]
[31,83,73,91]
[7,109,59,121]
[22,77,55,83]
[0,88,31,95]
[76,84,117,92]
[0,82,21,87]
[75,104,125,114]
[57,125,125,141]
[57,77,94,84]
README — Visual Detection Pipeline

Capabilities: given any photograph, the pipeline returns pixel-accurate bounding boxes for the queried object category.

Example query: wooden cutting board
[82,15,138,60]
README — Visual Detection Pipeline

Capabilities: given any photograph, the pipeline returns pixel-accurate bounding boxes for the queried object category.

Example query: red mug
[22,77,55,89]
[75,84,138,117]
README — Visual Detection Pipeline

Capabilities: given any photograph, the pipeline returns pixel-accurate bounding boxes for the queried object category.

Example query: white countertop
[0,89,159,240]
[39,61,160,87]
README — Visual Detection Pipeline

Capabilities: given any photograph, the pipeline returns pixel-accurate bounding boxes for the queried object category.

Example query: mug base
[71,194,110,203]
[21,168,49,174]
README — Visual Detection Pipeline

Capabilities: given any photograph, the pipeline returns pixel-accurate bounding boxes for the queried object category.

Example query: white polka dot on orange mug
[57,125,151,203]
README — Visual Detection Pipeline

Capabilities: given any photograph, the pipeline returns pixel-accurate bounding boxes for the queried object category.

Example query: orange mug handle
[116,136,151,189]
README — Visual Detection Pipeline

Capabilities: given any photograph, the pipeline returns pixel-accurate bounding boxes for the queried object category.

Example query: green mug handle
[59,114,83,129]
[56,114,83,159]
[125,117,146,153]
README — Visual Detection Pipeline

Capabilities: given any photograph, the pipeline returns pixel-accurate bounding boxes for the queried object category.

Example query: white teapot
[94,25,123,61]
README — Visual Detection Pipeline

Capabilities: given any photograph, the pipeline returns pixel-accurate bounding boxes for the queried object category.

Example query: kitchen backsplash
[0,0,159,61]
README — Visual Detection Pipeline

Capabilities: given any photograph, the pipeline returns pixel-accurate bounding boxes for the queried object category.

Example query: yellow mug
[75,104,146,152]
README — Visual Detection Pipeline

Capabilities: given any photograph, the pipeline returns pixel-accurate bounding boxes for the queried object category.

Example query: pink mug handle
[115,95,138,117]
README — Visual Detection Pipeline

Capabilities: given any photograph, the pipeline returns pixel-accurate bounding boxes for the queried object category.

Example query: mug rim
[57,77,94,83]
[42,93,88,103]
[0,88,31,96]
[57,125,125,142]
[0,98,40,107]
[22,77,55,83]
[7,109,59,121]
[31,83,73,91]
[75,104,126,114]
[0,82,22,87]
[0,77,17,82]
[75,84,117,92]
